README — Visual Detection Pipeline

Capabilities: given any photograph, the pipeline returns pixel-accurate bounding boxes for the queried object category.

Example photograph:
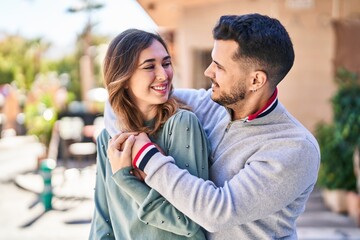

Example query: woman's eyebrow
[163,56,171,61]
[139,58,155,66]
[139,55,171,66]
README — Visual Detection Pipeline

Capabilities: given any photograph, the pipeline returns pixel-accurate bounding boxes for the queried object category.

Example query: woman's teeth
[153,85,166,90]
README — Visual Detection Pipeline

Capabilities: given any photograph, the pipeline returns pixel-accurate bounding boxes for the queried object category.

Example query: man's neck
[231,88,278,121]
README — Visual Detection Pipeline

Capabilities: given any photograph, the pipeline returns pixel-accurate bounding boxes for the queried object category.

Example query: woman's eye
[163,62,172,68]
[144,65,155,70]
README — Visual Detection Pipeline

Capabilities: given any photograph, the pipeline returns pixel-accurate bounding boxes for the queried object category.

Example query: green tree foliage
[0,35,49,90]
[24,93,57,147]
[332,68,360,146]
[0,31,107,147]
[316,124,356,190]
[316,68,360,191]
[47,55,81,100]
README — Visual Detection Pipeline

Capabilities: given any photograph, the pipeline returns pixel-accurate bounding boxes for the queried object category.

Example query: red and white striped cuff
[132,142,159,171]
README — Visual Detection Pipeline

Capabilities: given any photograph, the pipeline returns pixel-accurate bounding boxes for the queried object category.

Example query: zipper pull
[225,122,232,132]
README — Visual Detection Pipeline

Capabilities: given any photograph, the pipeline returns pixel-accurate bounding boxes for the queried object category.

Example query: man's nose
[204,63,214,78]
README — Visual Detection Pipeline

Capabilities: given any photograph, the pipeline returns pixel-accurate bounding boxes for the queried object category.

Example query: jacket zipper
[211,121,233,163]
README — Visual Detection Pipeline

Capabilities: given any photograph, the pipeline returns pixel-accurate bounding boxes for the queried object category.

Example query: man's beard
[211,81,247,106]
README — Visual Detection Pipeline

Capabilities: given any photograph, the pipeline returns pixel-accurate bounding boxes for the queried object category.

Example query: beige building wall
[139,0,360,132]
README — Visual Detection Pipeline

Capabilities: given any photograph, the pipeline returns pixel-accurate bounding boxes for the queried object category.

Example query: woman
[89,29,210,239]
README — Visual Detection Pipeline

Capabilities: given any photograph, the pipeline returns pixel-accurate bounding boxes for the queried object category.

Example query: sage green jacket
[89,109,210,240]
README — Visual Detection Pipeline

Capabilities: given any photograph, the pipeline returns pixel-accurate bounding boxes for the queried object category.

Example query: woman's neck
[140,105,157,121]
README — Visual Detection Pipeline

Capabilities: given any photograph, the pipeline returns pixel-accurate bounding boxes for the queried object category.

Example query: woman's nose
[156,67,167,80]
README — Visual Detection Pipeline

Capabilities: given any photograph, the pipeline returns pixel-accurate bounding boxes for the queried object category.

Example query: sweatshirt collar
[242,88,278,122]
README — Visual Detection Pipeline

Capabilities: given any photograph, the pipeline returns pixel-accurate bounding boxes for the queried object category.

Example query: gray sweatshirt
[104,88,320,240]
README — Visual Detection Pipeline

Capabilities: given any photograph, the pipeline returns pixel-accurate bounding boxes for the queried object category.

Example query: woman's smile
[151,83,169,94]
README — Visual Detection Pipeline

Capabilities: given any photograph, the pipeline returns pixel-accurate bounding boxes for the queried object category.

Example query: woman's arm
[89,130,115,239]
[112,169,204,237]
[111,110,210,237]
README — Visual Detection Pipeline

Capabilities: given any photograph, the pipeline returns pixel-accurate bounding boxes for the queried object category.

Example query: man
[105,13,320,239]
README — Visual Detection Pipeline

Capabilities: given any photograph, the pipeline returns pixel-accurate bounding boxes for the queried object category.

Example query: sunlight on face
[126,40,173,120]
[205,40,250,107]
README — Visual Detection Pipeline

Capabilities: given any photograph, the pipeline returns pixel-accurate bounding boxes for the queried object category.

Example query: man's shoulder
[271,103,321,161]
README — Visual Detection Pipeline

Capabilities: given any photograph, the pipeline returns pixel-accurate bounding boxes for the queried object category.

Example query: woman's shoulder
[160,109,202,136]
[96,128,111,144]
[167,109,199,125]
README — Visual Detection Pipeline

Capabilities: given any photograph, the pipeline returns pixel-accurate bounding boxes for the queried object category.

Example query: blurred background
[0,0,360,239]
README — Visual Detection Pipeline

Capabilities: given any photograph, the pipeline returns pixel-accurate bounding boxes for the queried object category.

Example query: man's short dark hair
[213,13,295,87]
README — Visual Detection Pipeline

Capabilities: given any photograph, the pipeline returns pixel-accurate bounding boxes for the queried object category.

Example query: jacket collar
[241,88,278,122]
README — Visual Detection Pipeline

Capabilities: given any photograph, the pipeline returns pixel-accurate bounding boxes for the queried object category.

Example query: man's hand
[107,133,136,174]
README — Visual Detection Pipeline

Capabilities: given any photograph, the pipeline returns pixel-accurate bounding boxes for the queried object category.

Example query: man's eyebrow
[213,60,224,69]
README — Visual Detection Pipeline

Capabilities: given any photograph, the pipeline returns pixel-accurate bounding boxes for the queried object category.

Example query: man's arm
[89,130,115,239]
[104,89,224,138]
[132,135,320,232]
[104,100,119,137]
[174,88,224,132]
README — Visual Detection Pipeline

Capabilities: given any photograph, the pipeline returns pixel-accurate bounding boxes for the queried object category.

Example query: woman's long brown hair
[103,29,187,136]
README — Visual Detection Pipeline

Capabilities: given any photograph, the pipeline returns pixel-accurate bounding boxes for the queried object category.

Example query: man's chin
[210,95,222,105]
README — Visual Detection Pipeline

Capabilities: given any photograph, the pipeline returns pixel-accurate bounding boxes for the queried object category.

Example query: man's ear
[250,71,267,91]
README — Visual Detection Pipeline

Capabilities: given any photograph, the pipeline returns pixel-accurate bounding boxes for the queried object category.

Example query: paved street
[1,135,360,239]
[297,188,360,239]
[0,136,93,240]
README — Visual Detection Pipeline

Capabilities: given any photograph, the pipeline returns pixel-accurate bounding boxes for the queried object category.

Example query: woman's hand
[132,132,153,155]
[107,132,136,174]
[108,132,160,179]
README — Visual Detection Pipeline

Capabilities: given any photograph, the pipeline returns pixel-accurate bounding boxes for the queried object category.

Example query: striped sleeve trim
[132,142,159,171]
